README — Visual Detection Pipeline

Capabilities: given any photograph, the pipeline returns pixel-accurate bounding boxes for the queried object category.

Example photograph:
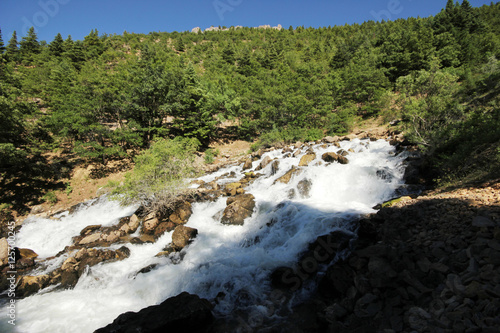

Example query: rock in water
[171,226,198,250]
[298,153,316,166]
[221,194,256,225]
[95,292,214,333]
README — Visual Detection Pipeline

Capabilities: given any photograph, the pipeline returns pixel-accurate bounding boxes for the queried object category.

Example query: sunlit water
[1,139,408,333]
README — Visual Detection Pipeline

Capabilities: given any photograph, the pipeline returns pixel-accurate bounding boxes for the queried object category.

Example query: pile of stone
[278,183,500,332]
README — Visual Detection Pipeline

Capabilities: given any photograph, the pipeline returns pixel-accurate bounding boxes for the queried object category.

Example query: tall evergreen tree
[49,33,65,57]
[0,28,5,54]
[5,31,19,62]
[20,27,40,64]
[83,29,104,59]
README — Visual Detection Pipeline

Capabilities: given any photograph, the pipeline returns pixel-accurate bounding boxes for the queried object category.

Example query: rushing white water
[1,139,408,333]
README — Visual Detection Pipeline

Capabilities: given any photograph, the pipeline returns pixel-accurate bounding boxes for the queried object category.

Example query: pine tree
[20,27,40,64]
[49,33,65,57]
[0,28,5,54]
[5,31,19,62]
[83,29,104,59]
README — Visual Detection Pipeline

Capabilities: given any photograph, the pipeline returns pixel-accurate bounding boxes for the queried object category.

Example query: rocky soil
[269,182,500,332]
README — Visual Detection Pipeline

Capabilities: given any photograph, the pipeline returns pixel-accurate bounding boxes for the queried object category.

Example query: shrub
[43,191,58,205]
[111,137,200,214]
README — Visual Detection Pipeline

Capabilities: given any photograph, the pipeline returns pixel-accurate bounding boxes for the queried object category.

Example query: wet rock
[142,212,160,235]
[171,226,198,250]
[169,201,192,225]
[17,275,50,297]
[128,214,140,233]
[258,156,273,170]
[221,194,256,226]
[274,166,302,184]
[18,248,38,260]
[270,160,280,176]
[297,179,312,198]
[135,264,158,275]
[95,292,214,333]
[225,182,243,196]
[242,158,253,170]
[154,222,175,238]
[298,153,316,166]
[79,232,102,245]
[321,152,348,164]
[80,224,102,236]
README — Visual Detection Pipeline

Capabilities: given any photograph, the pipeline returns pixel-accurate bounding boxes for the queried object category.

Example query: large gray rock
[95,292,214,333]
[221,194,256,226]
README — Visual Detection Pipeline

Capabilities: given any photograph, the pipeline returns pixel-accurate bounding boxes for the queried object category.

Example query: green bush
[111,137,200,213]
[43,191,58,205]
[204,148,219,164]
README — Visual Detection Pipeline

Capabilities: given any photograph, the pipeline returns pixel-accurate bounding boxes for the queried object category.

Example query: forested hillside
[1,0,499,213]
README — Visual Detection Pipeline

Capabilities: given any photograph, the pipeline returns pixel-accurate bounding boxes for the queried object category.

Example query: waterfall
[1,138,408,333]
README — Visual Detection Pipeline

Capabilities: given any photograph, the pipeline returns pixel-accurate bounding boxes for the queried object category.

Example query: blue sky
[0,0,495,43]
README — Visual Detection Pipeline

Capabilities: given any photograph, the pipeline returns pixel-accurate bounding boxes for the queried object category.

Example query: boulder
[171,226,198,250]
[142,212,160,235]
[19,248,38,260]
[322,152,349,164]
[128,214,140,232]
[17,275,50,297]
[154,222,176,238]
[298,153,316,166]
[0,238,8,266]
[79,233,102,245]
[242,158,253,170]
[169,201,193,225]
[80,224,102,236]
[225,182,242,196]
[274,166,302,184]
[257,156,273,170]
[323,136,340,144]
[95,292,214,333]
[221,194,256,226]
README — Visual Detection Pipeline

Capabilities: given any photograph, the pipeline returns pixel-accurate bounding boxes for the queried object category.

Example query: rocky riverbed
[2,129,499,332]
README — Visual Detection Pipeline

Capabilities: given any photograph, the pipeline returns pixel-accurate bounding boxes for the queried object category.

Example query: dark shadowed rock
[95,292,214,333]
[221,194,256,226]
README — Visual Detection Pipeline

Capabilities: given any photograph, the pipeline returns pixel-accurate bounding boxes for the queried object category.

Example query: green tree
[396,59,463,153]
[5,31,19,63]
[0,28,5,55]
[170,63,218,145]
[83,29,104,59]
[49,33,65,57]
[19,27,40,64]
